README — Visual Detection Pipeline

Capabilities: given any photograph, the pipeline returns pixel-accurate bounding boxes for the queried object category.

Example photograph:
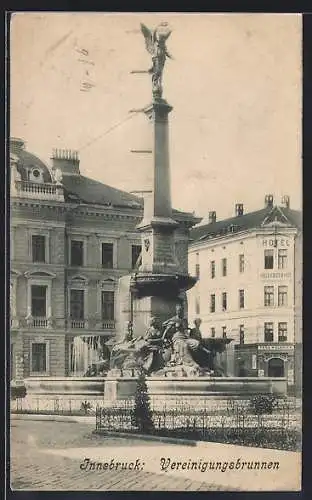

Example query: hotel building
[188,196,302,394]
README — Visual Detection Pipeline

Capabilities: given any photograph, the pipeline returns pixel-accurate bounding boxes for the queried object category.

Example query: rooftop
[190,205,302,243]
[10,138,199,222]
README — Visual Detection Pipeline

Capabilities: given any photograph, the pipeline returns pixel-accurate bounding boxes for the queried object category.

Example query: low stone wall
[146,376,288,398]
[11,375,288,414]
[23,377,105,395]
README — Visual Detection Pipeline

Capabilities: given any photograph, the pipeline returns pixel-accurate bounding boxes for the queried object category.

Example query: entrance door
[268,357,284,377]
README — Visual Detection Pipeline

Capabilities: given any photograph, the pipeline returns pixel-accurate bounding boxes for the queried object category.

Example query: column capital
[144,99,173,121]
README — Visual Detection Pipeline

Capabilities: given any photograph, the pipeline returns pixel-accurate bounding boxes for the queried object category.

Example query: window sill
[29,372,50,377]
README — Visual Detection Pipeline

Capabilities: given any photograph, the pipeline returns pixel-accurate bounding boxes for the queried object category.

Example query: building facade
[10,138,196,380]
[188,196,302,394]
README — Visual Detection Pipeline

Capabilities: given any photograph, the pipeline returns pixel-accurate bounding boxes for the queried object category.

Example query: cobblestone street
[10,419,228,491]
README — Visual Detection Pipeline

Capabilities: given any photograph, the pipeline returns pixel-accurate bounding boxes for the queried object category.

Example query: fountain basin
[22,375,287,398]
[23,377,105,396]
[106,376,288,400]
[11,376,287,414]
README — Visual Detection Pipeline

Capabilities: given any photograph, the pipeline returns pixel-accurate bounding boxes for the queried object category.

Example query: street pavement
[9,417,301,491]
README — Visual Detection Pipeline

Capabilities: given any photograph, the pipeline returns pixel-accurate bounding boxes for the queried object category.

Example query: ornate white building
[10,138,197,380]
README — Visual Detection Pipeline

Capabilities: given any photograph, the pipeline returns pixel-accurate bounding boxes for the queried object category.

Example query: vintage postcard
[8,12,302,492]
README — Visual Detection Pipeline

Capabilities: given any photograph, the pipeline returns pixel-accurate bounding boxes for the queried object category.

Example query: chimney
[235,203,244,216]
[10,137,25,154]
[281,195,290,208]
[51,148,80,175]
[208,211,216,223]
[265,194,274,208]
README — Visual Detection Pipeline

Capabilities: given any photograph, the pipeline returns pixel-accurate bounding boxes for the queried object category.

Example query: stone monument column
[131,99,181,335]
[138,99,179,275]
[116,22,197,339]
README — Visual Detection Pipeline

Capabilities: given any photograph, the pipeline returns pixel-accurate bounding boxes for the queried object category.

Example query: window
[195,297,200,315]
[222,292,227,311]
[102,243,114,269]
[101,291,115,320]
[210,294,215,313]
[211,327,215,338]
[31,285,47,317]
[264,249,274,269]
[31,343,47,373]
[131,244,142,269]
[264,322,274,342]
[251,354,257,370]
[195,263,200,279]
[32,235,46,263]
[239,289,245,309]
[222,326,227,338]
[70,289,84,319]
[222,258,227,276]
[210,260,215,279]
[195,253,200,279]
[239,254,245,273]
[239,324,244,345]
[278,249,288,269]
[264,286,274,307]
[278,322,287,342]
[71,240,84,267]
[10,344,14,380]
[278,286,288,306]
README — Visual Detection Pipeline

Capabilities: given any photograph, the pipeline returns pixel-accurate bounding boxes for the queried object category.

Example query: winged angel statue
[140,22,173,99]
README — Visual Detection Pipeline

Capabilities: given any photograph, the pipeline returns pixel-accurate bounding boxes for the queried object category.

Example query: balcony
[26,316,52,328]
[13,180,64,201]
[71,319,87,329]
[101,319,116,330]
[67,318,115,331]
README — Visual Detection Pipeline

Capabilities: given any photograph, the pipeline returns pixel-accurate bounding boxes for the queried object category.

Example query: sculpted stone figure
[110,321,137,370]
[170,319,200,368]
[109,319,164,373]
[190,318,203,342]
[144,317,163,345]
[52,167,63,184]
[140,22,173,99]
[162,303,184,340]
[108,311,229,376]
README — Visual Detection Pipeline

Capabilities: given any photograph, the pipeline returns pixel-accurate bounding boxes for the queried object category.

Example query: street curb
[11,413,95,424]
[93,429,198,447]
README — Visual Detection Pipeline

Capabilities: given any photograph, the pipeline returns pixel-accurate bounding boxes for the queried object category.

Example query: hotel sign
[262,238,290,247]
[258,344,294,351]
[260,272,292,279]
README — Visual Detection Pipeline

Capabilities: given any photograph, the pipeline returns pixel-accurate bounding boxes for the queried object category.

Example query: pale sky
[10,13,302,222]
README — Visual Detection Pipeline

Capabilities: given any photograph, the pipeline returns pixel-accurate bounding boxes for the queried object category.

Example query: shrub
[131,370,154,433]
[250,394,278,415]
[11,384,27,400]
